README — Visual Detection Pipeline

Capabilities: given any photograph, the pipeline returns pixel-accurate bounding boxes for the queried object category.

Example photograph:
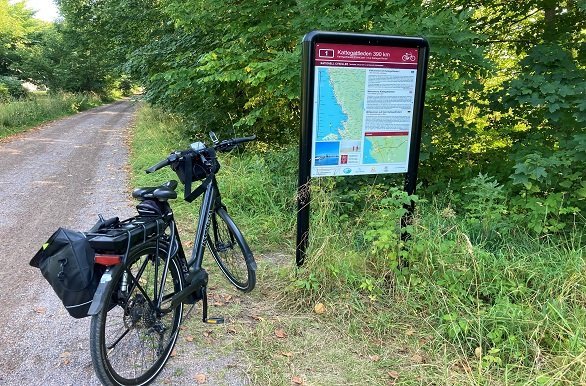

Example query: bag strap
[184,153,193,200]
[185,173,213,203]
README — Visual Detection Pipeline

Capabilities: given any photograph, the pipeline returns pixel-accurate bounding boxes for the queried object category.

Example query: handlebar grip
[215,135,256,152]
[146,158,170,174]
[230,135,256,145]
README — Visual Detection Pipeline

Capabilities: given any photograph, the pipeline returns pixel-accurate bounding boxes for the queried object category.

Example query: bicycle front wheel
[90,241,184,386]
[208,207,256,292]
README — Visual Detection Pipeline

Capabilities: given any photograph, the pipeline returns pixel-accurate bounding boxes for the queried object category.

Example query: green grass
[0,92,105,139]
[130,104,586,385]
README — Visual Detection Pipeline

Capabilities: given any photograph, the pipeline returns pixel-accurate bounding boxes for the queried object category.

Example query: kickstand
[201,286,224,324]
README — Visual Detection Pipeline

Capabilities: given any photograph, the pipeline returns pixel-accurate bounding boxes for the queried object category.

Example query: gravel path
[0,101,136,385]
[0,101,247,385]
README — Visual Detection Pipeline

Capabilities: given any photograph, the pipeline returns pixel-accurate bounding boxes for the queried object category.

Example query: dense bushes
[54,0,585,233]
[124,0,489,146]
[0,76,28,101]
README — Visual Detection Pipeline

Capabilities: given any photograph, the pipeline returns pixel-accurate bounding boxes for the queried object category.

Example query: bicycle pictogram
[402,52,416,62]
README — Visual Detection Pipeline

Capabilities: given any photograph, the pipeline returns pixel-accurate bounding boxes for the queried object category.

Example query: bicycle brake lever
[209,131,219,145]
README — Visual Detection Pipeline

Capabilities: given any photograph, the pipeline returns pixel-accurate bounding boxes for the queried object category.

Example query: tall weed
[407,203,585,378]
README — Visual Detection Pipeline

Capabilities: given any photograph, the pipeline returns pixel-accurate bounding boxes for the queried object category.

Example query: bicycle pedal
[203,317,224,325]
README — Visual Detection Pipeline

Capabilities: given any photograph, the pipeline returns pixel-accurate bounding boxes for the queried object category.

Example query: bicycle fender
[245,254,257,271]
[88,266,119,316]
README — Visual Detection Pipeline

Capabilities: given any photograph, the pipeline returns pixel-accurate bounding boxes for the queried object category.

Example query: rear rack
[86,216,167,256]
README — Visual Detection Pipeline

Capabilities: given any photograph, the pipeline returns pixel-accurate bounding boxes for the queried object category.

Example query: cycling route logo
[402,52,416,62]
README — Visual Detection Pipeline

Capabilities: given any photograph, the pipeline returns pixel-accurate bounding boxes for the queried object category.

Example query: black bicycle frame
[90,174,221,316]
[188,178,215,271]
[156,173,223,311]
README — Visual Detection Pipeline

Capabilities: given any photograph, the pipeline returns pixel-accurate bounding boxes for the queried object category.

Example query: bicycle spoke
[125,265,157,310]
[107,327,131,350]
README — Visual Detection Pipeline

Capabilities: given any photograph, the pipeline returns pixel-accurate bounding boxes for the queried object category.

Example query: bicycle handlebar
[145,158,170,174]
[145,135,256,174]
[214,135,256,152]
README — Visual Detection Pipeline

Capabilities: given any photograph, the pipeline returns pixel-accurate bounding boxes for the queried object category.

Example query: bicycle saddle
[132,180,178,201]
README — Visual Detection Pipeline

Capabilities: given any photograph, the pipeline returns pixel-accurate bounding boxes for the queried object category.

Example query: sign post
[297,31,429,266]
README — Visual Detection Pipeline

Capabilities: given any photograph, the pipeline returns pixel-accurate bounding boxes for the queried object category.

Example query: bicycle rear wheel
[90,241,184,386]
[207,207,256,292]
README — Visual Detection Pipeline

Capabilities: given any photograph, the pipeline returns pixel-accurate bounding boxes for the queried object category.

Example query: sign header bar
[315,43,419,69]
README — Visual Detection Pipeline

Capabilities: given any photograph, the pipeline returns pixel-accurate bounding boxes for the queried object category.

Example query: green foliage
[132,104,586,384]
[215,147,298,248]
[0,0,45,76]
[111,0,487,145]
[502,44,585,130]
[364,188,417,269]
[46,0,584,234]
[412,215,586,371]
[509,134,585,233]
[285,179,586,381]
[55,0,167,93]
[130,104,297,248]
[0,76,27,100]
[0,0,57,92]
[418,1,585,234]
[0,0,145,94]
[34,21,116,93]
[462,173,508,237]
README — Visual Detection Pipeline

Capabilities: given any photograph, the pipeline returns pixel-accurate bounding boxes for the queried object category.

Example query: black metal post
[400,44,429,258]
[296,35,316,267]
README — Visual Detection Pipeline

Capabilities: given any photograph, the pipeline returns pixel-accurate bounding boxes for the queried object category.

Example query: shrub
[0,76,28,100]
[509,134,586,233]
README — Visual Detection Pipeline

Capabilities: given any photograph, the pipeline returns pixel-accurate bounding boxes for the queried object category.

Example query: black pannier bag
[30,228,100,318]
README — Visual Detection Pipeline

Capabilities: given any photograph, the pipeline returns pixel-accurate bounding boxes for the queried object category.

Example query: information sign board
[297,31,429,266]
[311,43,420,177]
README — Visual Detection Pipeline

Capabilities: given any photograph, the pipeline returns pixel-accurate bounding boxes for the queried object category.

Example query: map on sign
[311,43,418,177]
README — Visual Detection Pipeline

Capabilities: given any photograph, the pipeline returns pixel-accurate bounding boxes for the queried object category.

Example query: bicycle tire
[90,241,184,386]
[207,207,256,292]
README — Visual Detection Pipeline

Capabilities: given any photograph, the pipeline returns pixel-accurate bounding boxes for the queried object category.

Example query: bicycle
[85,133,257,385]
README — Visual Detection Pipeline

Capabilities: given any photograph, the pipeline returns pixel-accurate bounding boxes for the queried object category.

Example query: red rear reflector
[95,254,122,266]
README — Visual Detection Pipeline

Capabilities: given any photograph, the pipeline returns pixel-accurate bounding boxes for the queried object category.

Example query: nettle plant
[463,173,508,235]
[364,188,419,270]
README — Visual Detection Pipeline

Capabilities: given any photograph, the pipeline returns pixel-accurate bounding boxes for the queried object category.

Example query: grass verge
[0,92,106,139]
[130,104,585,385]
